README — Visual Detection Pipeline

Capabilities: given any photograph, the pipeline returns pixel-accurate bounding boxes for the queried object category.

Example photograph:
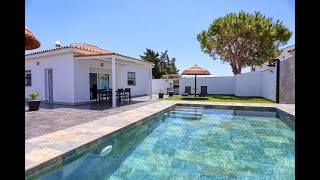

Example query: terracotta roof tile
[25,43,152,64]
[70,43,113,54]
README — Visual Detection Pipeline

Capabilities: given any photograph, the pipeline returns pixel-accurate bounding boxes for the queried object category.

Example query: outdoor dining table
[96,89,125,104]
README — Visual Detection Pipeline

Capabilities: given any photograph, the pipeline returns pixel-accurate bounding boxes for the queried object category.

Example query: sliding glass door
[89,73,109,100]
[98,74,109,90]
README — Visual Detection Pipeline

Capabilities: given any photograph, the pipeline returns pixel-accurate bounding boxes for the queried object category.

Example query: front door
[45,68,53,101]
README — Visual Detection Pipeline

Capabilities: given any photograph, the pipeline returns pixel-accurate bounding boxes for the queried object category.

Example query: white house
[25,43,154,107]
[252,44,295,72]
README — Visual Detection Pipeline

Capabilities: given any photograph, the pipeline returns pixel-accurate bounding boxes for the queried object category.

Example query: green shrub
[28,92,41,100]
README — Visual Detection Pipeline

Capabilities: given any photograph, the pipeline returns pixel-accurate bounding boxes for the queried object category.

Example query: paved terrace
[25,100,294,176]
[25,95,161,140]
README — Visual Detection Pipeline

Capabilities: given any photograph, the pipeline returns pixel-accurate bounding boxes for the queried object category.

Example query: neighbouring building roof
[275,44,295,59]
[181,64,211,75]
[25,43,152,64]
[25,26,40,50]
[161,74,181,79]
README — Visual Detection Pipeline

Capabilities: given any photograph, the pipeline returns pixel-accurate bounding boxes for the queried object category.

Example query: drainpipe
[276,59,280,103]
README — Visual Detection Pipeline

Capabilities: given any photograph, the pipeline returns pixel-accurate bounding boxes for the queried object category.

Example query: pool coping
[25,101,294,177]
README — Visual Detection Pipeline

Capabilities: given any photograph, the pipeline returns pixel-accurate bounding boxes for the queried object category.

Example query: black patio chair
[124,88,132,102]
[199,86,208,97]
[182,86,191,97]
[116,89,124,103]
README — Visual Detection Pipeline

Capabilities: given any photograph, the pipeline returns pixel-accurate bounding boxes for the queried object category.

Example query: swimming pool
[27,105,295,179]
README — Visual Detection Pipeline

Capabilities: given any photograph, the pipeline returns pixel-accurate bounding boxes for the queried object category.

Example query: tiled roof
[25,43,113,56]
[25,43,152,64]
[71,43,113,54]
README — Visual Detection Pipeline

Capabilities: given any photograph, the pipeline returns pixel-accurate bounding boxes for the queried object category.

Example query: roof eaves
[74,53,154,65]
[25,46,71,56]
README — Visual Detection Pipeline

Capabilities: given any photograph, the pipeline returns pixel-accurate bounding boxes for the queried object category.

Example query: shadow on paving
[25,100,147,112]
[25,97,158,140]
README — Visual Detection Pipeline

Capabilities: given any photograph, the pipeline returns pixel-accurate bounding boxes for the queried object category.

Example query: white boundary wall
[153,70,276,101]
[261,69,277,101]
[179,76,235,95]
[152,79,174,94]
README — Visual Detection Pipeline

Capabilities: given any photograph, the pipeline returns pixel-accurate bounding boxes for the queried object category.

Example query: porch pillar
[149,67,152,100]
[112,57,116,107]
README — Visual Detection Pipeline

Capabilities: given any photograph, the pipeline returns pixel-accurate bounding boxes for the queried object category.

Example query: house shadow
[25,100,148,112]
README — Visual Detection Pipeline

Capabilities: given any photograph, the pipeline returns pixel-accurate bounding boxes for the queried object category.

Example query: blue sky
[26,0,295,77]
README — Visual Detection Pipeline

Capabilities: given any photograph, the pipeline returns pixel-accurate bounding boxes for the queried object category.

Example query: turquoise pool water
[29,106,295,179]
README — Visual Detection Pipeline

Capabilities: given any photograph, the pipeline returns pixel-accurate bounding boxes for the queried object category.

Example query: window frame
[127,72,136,86]
[25,70,32,86]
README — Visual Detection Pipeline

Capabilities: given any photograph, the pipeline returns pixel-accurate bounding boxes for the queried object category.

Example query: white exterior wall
[26,52,152,104]
[73,60,115,103]
[235,72,262,97]
[152,79,174,94]
[25,53,75,103]
[179,76,235,95]
[116,65,150,97]
[73,60,151,102]
[261,69,276,101]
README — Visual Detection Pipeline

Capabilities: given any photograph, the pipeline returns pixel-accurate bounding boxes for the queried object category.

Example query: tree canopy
[140,48,179,79]
[197,11,292,75]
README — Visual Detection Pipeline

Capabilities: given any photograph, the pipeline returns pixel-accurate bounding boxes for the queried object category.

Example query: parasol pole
[195,74,197,97]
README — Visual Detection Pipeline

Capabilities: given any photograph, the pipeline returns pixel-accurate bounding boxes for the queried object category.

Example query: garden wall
[173,71,277,101]
[279,56,295,103]
[152,79,175,94]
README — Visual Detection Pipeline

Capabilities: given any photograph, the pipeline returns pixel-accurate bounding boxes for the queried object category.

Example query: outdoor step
[169,114,203,120]
[173,108,204,112]
[175,106,204,109]
[168,113,203,120]
[174,107,204,111]
[170,111,203,116]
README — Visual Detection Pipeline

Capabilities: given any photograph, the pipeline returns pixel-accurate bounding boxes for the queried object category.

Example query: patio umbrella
[25,26,40,50]
[181,64,211,97]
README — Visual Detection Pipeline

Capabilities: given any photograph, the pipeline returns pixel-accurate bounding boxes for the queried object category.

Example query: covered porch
[74,54,154,107]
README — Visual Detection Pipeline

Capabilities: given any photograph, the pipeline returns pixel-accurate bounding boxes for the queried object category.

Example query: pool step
[174,106,204,110]
[173,108,204,113]
[170,110,203,115]
[169,107,203,120]
[169,113,202,120]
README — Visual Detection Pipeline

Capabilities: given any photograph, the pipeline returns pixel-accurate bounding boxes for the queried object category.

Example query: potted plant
[168,81,174,97]
[27,92,42,111]
[158,90,164,98]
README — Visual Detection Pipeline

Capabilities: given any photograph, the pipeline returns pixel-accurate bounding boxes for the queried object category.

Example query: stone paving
[25,95,162,140]
[25,99,295,177]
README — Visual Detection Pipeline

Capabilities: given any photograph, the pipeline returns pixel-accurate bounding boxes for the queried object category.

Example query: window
[127,72,136,85]
[25,70,31,86]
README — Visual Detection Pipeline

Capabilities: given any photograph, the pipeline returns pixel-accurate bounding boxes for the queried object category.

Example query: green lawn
[162,95,274,103]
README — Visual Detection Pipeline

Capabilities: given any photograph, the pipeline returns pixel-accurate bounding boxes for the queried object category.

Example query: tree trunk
[230,64,242,75]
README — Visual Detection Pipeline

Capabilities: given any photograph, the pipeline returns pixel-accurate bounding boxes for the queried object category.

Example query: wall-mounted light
[36,62,39,65]
[101,63,104,67]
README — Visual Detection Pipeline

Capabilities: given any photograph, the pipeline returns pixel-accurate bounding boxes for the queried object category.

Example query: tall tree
[140,48,162,79]
[197,11,292,75]
[160,50,179,75]
[140,49,179,79]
